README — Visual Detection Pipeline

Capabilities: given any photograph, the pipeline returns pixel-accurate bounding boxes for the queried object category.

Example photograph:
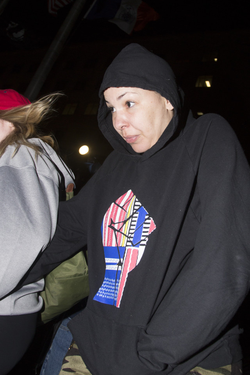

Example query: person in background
[0,89,74,375]
[20,44,250,375]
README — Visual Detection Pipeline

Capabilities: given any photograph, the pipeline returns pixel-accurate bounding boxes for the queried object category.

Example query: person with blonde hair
[0,89,74,375]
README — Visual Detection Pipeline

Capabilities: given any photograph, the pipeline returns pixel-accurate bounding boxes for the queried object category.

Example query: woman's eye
[126,101,135,108]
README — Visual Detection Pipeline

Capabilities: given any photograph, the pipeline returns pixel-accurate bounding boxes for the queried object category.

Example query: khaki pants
[59,341,242,375]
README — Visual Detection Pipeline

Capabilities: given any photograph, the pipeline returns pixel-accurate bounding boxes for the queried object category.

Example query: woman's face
[104,87,174,153]
[0,119,14,142]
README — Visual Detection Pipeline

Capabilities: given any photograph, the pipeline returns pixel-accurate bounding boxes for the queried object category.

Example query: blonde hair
[0,92,63,157]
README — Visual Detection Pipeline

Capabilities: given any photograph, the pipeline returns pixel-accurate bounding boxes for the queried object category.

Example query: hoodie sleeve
[0,162,60,299]
[137,117,250,372]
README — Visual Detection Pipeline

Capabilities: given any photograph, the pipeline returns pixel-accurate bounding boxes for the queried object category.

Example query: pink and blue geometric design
[93,190,156,307]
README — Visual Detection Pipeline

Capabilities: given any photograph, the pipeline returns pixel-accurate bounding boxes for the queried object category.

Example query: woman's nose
[113,111,128,130]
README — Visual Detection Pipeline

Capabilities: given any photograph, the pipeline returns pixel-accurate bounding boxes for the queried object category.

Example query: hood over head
[98,43,184,156]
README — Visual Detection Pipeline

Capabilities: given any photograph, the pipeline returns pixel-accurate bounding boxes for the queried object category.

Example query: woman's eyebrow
[117,91,138,100]
[105,91,138,104]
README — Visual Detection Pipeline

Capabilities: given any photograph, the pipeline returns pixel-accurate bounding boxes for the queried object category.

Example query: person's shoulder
[0,143,33,168]
[181,112,240,164]
[98,150,120,171]
[0,140,54,170]
[28,138,53,155]
[83,150,120,185]
[199,114,238,143]
[184,112,236,142]
[186,112,229,130]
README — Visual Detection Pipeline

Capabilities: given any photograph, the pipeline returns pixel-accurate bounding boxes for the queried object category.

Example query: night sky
[0,0,249,50]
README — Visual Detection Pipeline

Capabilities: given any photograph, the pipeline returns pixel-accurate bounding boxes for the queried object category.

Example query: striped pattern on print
[94,189,156,307]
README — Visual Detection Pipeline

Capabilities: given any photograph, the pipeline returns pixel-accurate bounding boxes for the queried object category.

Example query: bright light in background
[205,80,211,87]
[79,145,89,155]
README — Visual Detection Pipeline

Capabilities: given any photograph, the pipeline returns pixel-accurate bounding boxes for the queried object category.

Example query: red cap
[0,89,31,110]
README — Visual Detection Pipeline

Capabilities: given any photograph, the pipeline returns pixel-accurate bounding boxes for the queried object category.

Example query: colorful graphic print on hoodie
[94,189,156,307]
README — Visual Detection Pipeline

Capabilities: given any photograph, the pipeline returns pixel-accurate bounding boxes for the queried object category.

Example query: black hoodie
[23,44,250,374]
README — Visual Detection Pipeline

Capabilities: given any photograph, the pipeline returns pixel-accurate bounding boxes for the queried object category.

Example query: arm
[14,187,88,289]
[138,117,250,371]
[0,163,60,299]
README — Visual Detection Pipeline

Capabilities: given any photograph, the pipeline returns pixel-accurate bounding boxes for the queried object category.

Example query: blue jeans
[40,316,73,375]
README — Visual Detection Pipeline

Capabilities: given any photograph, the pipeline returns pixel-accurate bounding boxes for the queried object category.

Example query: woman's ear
[165,99,174,110]
[8,121,15,131]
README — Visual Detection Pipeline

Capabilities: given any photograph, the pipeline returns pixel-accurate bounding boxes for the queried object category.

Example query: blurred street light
[79,145,89,155]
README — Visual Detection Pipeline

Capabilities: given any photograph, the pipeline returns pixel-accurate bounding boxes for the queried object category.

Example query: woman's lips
[124,135,139,144]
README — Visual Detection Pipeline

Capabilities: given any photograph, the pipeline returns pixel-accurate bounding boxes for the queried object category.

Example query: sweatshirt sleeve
[0,163,60,299]
[16,185,88,289]
[137,117,250,372]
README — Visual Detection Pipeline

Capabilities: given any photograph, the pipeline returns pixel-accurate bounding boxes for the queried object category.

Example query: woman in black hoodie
[22,44,250,375]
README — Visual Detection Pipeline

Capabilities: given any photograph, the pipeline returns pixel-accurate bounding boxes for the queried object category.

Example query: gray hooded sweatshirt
[0,138,74,315]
